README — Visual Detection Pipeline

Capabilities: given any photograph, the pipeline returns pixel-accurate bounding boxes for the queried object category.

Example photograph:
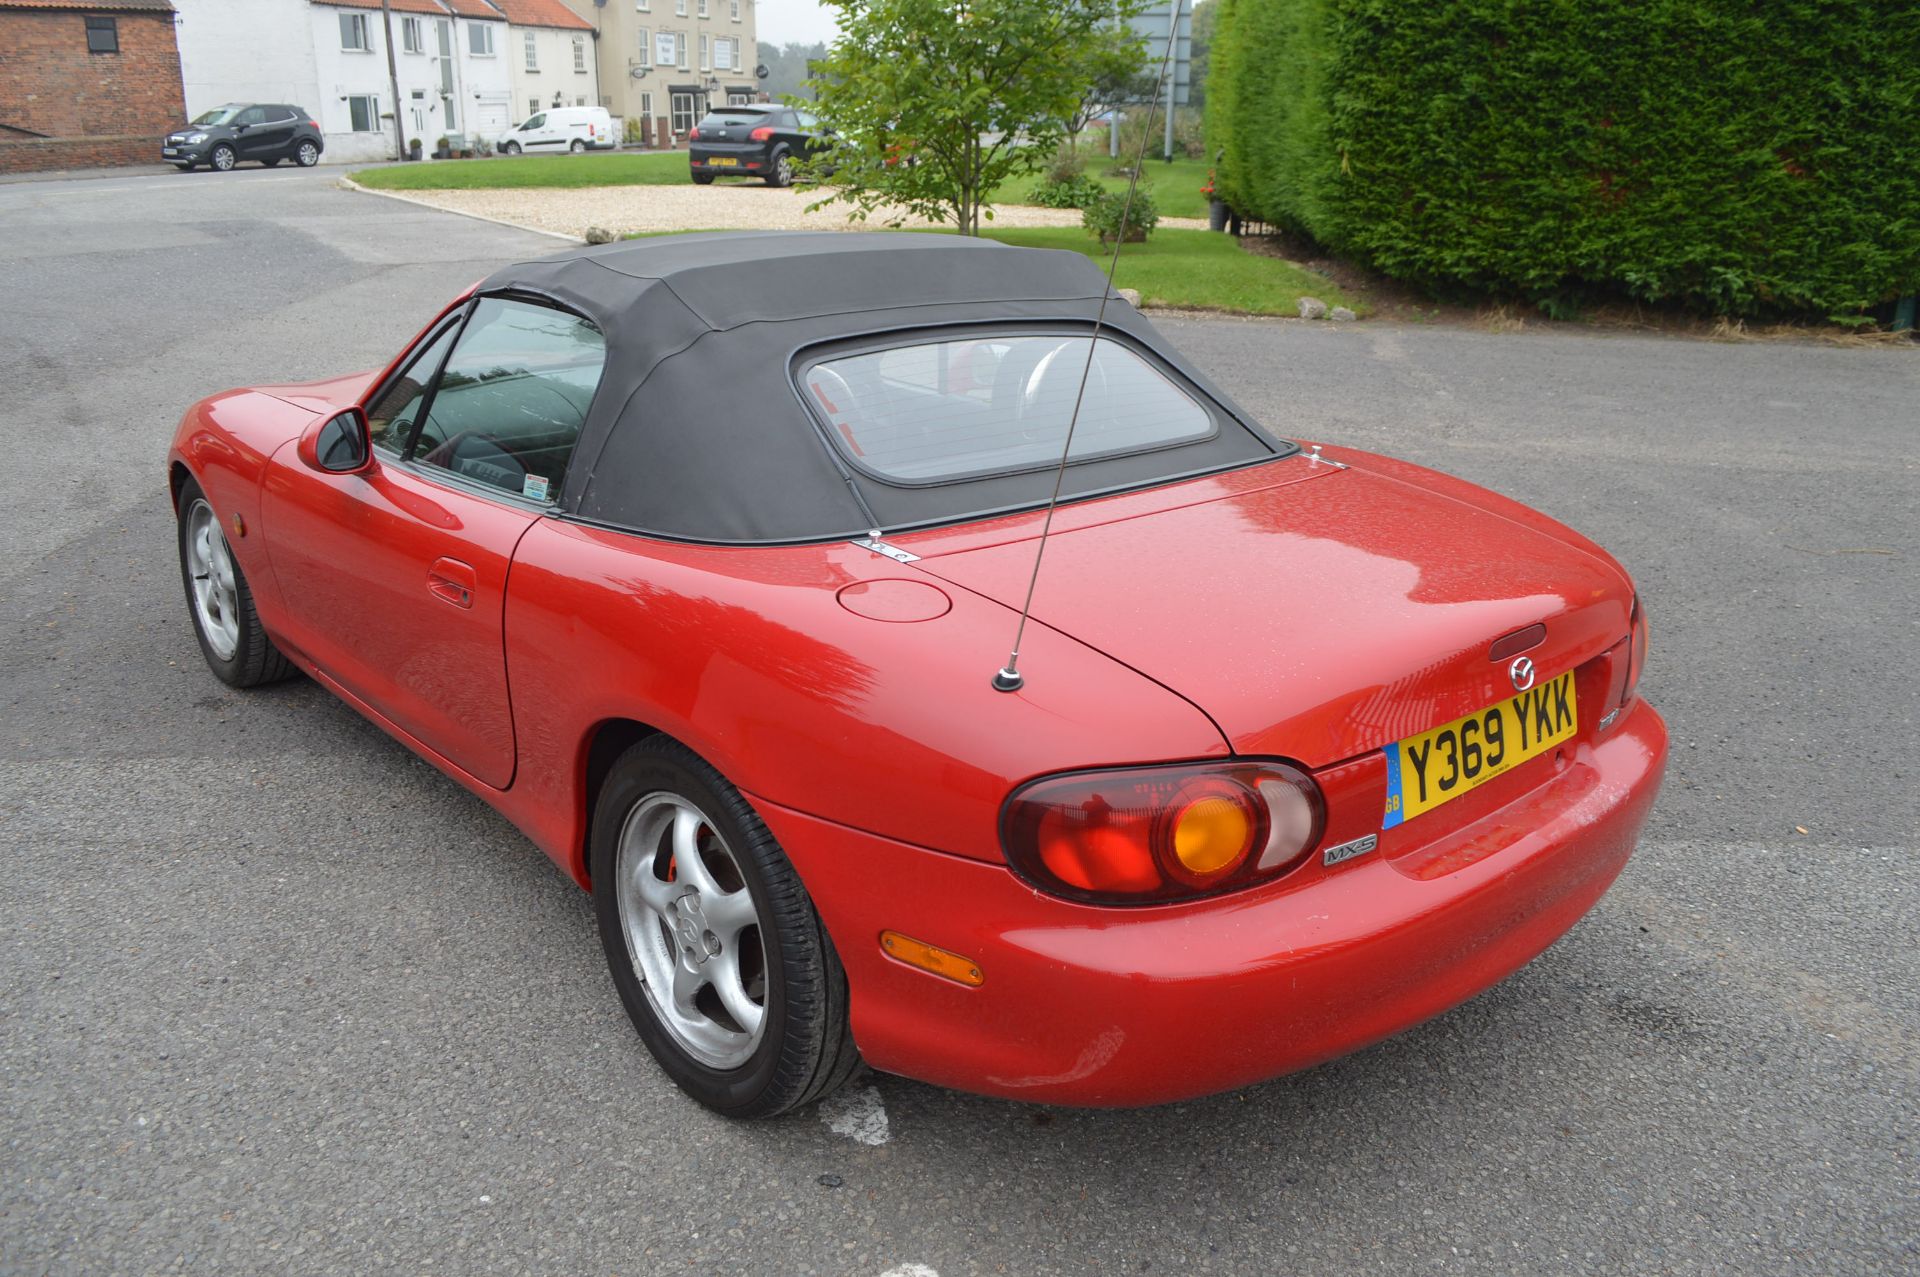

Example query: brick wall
[0,9,186,173]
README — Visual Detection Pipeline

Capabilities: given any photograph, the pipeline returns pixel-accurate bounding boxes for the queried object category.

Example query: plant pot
[1208,198,1229,232]
[407,140,422,162]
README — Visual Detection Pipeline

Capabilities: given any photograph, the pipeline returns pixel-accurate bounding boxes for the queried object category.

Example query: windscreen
[192,106,242,125]
[801,334,1216,484]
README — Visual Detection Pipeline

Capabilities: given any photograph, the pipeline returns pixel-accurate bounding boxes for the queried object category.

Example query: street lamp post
[381,0,406,160]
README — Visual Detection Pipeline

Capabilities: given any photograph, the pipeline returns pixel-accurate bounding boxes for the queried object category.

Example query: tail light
[688,126,701,140]
[750,126,774,141]
[1002,761,1325,905]
[1624,596,1649,703]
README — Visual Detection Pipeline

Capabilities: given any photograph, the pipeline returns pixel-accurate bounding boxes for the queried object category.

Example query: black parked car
[688,104,827,188]
[163,104,324,173]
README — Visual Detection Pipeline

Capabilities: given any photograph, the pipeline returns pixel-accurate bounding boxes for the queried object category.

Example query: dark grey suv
[163,104,325,173]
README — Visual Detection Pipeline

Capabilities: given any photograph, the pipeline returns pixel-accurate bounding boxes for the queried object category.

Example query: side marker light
[880,931,983,987]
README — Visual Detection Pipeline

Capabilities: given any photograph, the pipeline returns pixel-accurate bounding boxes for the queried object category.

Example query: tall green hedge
[1205,0,1920,317]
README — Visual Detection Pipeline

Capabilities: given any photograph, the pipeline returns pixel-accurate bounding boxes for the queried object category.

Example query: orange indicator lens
[880,931,984,987]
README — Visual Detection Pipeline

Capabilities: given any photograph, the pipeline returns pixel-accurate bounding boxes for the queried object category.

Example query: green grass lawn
[349,147,1214,217]
[624,224,1350,316]
[349,151,691,190]
[988,154,1214,220]
[964,227,1353,317]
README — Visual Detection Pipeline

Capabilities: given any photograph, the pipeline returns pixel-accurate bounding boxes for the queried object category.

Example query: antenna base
[991,667,1024,693]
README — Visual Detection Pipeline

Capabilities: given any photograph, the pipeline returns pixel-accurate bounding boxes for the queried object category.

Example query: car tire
[590,736,860,1117]
[209,144,236,172]
[767,149,794,188]
[175,478,296,689]
[502,141,520,155]
[691,172,714,185]
[294,140,320,167]
[570,139,586,153]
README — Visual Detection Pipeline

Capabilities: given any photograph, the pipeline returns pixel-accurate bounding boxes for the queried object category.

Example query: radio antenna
[992,0,1187,693]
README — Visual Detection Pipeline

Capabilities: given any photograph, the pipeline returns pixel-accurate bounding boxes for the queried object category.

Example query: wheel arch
[169,459,194,512]
[578,716,665,886]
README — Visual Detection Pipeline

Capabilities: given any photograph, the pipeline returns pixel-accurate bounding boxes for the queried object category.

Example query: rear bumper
[689,145,766,172]
[756,698,1668,1107]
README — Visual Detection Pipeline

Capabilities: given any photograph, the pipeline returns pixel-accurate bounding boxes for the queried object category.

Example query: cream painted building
[559,0,759,143]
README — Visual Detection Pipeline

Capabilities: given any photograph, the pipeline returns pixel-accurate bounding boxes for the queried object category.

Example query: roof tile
[482,0,592,31]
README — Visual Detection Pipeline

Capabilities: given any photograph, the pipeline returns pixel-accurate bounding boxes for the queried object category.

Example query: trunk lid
[912,463,1633,767]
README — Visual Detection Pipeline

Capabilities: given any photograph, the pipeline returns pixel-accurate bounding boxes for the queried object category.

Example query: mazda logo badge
[1510,656,1537,691]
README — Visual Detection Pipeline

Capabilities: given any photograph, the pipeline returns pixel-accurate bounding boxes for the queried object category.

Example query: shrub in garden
[1083,187,1160,244]
[1205,0,1920,317]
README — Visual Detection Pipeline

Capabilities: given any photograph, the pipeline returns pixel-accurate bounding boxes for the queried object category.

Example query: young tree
[803,0,1148,235]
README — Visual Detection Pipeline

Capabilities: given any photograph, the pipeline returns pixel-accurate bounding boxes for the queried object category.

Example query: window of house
[697,0,708,16]
[339,13,370,51]
[730,0,740,20]
[674,0,687,15]
[84,16,117,53]
[636,26,650,63]
[523,30,538,70]
[677,31,688,67]
[573,36,587,72]
[639,90,654,124]
[670,92,695,135]
[699,34,709,72]
[402,16,423,53]
[635,0,650,9]
[469,22,495,55]
[713,37,730,71]
[528,97,540,117]
[346,95,380,132]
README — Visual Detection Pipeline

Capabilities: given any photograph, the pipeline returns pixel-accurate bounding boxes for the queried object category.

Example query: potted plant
[434,135,451,160]
[407,136,423,162]
[1204,169,1228,232]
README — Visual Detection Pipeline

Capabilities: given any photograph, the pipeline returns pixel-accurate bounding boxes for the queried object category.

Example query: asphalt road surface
[2,167,1915,1276]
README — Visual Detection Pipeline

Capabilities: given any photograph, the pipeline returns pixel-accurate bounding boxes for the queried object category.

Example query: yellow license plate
[708,157,738,167]
[1383,670,1576,828]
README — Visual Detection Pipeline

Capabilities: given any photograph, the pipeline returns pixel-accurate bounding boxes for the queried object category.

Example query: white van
[498,106,615,154]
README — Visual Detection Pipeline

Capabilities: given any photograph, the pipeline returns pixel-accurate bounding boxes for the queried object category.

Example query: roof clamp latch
[1303,442,1348,470]
[851,530,919,564]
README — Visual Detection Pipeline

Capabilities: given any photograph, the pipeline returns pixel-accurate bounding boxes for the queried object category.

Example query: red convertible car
[168,233,1666,1116]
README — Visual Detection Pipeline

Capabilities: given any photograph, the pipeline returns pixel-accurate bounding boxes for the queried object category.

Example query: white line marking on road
[878,1266,939,1277]
[819,1083,890,1145]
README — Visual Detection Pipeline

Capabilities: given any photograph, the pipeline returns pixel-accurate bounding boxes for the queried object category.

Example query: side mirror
[298,406,373,474]
[233,121,250,132]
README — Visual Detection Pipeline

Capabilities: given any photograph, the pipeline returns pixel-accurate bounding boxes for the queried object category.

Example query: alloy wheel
[184,498,240,661]
[615,793,768,1069]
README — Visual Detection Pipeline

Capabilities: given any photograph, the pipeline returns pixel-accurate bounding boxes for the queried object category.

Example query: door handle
[428,556,476,609]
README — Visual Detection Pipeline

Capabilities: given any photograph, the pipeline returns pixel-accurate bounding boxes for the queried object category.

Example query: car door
[520,112,550,148]
[230,105,269,159]
[253,106,298,158]
[259,296,609,788]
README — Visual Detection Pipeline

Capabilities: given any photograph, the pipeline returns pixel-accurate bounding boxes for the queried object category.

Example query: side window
[234,106,267,127]
[365,322,459,455]
[411,297,607,502]
[524,113,545,130]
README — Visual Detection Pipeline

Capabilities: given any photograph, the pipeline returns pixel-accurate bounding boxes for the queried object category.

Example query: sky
[756,0,840,46]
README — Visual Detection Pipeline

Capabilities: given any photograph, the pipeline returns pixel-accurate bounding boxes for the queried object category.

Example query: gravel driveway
[363,179,1210,239]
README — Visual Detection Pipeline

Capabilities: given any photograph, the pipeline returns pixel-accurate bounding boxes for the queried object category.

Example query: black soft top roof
[474,232,1287,543]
